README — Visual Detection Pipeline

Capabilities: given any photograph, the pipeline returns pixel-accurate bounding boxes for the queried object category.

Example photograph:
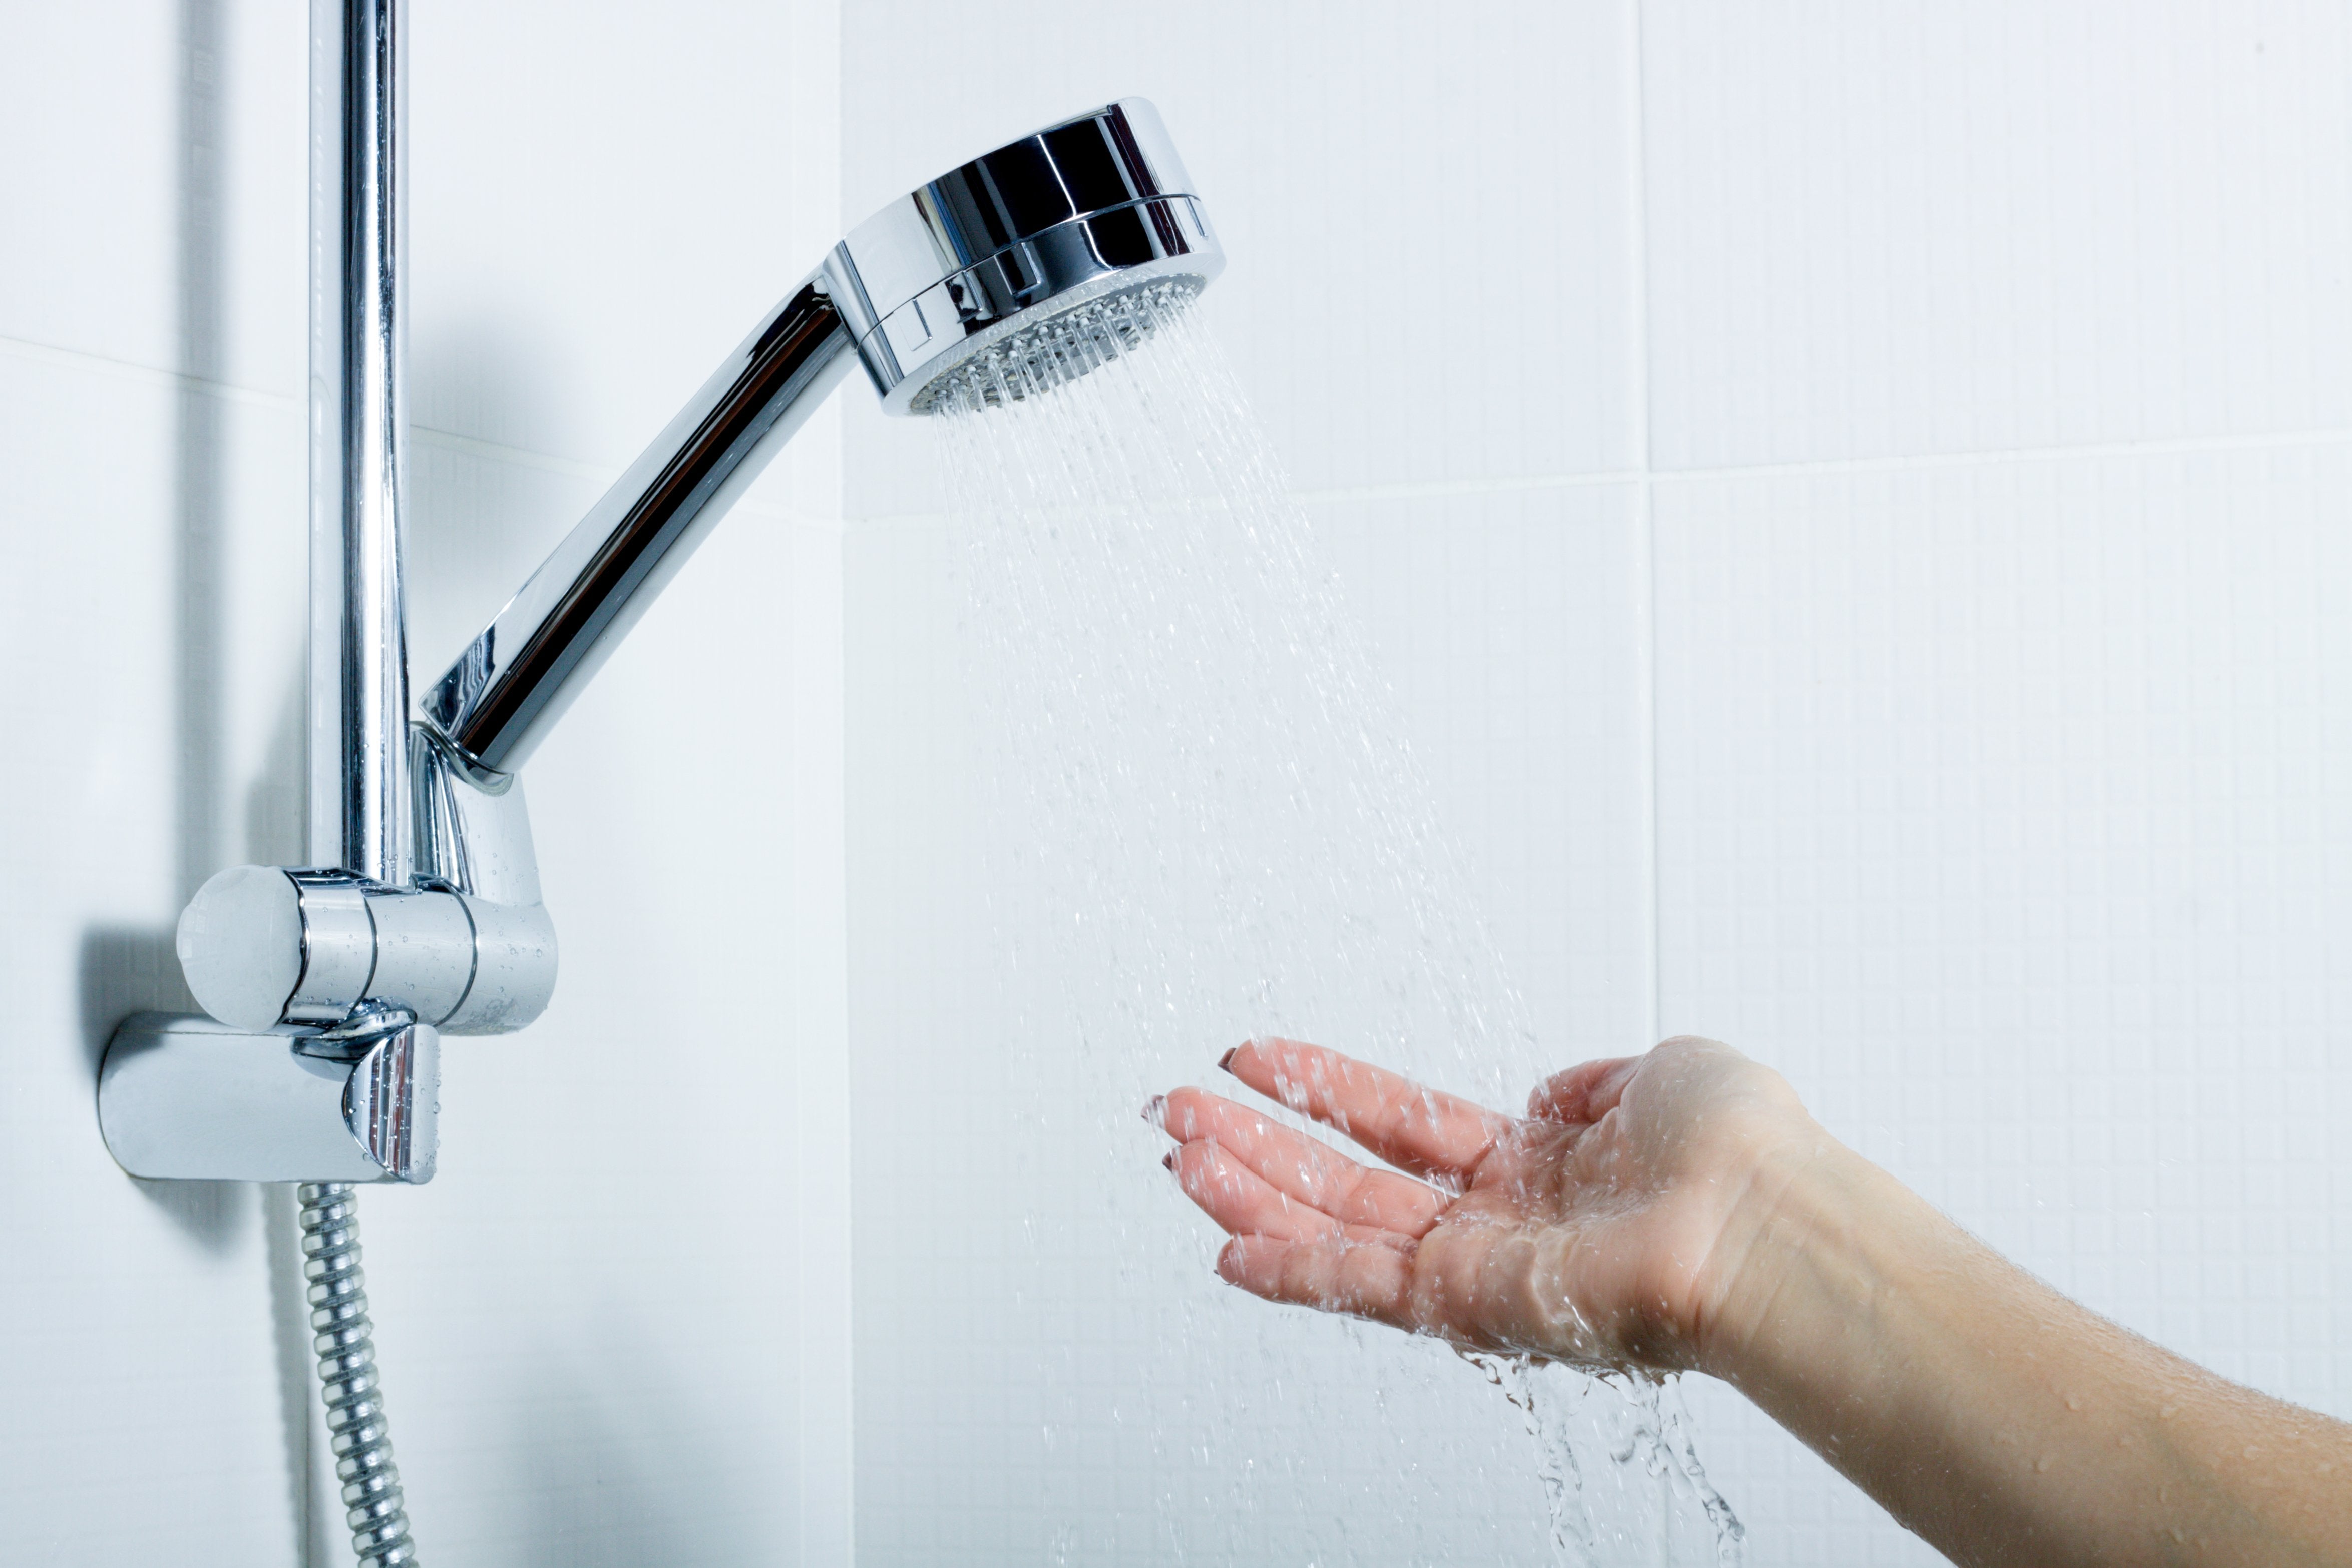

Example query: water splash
[1483,1359,1749,1566]
[915,287,1744,1564]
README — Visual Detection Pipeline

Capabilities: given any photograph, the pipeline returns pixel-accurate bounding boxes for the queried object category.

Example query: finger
[1216,1234,1418,1332]
[1527,1057,1640,1126]
[1155,1087,1448,1237]
[1225,1037,1508,1182]
[1167,1141,1406,1248]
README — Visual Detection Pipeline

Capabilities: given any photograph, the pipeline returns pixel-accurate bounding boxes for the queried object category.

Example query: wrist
[1689,1126,1898,1385]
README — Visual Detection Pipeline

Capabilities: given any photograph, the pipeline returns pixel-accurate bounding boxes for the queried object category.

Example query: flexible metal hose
[299,1182,418,1567]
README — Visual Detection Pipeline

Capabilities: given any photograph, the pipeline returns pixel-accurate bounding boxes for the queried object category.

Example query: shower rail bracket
[100,1012,440,1184]
[97,719,555,1185]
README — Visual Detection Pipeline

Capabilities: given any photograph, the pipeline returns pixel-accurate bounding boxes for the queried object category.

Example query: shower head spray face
[827,99,1225,416]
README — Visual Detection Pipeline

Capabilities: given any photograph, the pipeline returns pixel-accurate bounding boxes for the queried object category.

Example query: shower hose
[299,1182,417,1566]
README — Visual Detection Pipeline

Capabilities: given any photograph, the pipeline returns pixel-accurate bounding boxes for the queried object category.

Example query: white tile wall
[1312,487,1656,1068]
[1642,0,2352,470]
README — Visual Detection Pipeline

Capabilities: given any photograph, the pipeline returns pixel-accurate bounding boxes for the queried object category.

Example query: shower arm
[418,278,855,792]
[413,90,1223,861]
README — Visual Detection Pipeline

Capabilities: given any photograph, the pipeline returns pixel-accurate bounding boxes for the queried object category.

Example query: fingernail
[1161,1151,1178,1173]
[1218,1046,1239,1072]
[1141,1094,1166,1126]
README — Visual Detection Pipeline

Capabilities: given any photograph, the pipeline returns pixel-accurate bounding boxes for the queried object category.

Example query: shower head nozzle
[828,99,1225,416]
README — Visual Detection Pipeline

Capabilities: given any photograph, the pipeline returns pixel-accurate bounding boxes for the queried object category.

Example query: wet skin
[1152,1036,2352,1568]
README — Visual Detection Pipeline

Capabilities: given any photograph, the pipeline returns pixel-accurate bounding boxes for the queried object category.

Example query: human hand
[1149,1035,1822,1372]
[1158,1037,2352,1568]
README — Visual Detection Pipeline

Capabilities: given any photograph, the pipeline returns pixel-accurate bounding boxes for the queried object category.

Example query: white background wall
[3,2,2347,1565]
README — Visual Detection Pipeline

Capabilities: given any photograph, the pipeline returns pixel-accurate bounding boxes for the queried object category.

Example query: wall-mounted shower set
[92,2,1220,1559]
[102,106,1224,1184]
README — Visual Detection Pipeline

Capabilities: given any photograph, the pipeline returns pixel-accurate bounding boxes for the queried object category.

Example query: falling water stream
[918,286,1745,1565]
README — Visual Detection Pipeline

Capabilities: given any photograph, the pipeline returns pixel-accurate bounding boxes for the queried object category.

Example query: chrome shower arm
[420,98,1220,787]
[421,275,855,784]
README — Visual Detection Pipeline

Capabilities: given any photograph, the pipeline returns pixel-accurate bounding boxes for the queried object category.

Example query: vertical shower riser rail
[307,1,418,1564]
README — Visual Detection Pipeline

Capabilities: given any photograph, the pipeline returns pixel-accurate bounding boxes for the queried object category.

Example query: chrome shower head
[827,99,1225,415]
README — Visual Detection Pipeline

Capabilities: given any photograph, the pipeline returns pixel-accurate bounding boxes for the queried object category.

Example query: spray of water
[917,284,1744,1565]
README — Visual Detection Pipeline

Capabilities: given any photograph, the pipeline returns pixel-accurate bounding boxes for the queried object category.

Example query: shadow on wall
[60,1,331,1553]
[72,0,291,1256]
[508,1322,767,1568]
[75,925,253,1251]
[407,314,591,674]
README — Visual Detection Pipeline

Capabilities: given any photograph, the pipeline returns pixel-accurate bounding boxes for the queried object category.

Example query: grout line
[0,331,300,412]
[1289,469,1647,503]
[1628,0,1665,1057]
[1670,423,2352,482]
[842,421,2352,525]
[0,333,825,523]
[408,424,617,483]
[18,328,2347,517]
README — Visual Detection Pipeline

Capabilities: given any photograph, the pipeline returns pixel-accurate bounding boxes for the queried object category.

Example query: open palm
[1151,1035,1813,1369]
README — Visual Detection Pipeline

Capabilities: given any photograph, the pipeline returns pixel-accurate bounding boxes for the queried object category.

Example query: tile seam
[840,421,2352,523]
[0,336,823,524]
[16,331,2338,515]
[0,332,300,412]
[1631,0,1665,1056]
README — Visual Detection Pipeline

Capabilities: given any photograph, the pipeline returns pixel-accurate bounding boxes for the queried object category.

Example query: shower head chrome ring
[827,99,1225,416]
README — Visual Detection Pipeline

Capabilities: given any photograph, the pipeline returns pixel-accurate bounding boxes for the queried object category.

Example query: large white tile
[410,0,841,482]
[1644,0,2352,469]
[839,0,1643,517]
[1308,483,1654,1067]
[0,0,306,398]
[1653,444,2352,1562]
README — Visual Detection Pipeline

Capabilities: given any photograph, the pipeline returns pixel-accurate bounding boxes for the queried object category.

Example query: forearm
[1701,1138,2352,1566]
